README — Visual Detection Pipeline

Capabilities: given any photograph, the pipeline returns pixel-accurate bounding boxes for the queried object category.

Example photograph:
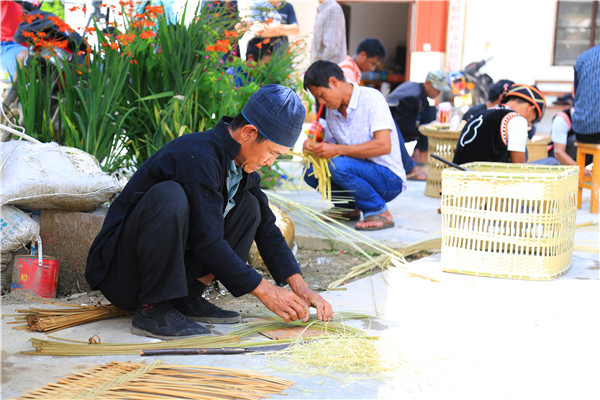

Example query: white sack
[0,141,122,211]
[0,204,39,253]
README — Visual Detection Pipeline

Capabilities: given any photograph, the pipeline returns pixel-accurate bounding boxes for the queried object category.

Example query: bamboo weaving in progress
[14,360,295,400]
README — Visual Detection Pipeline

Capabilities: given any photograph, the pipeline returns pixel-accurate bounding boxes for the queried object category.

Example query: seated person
[453,84,547,164]
[386,70,450,164]
[339,38,425,181]
[303,60,406,231]
[462,79,514,122]
[549,107,592,177]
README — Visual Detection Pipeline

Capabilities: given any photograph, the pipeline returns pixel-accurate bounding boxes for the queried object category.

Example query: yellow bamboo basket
[441,162,579,280]
[419,125,461,198]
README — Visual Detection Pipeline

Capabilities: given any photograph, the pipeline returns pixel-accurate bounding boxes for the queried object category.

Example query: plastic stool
[575,142,600,213]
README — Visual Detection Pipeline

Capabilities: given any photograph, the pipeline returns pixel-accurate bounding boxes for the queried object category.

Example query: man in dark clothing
[86,85,333,340]
[453,84,546,165]
[386,70,450,164]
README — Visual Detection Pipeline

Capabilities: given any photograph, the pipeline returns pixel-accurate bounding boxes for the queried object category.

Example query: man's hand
[286,273,334,322]
[309,141,339,159]
[251,278,309,322]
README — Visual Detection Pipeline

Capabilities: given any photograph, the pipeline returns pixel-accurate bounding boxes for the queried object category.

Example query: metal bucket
[11,255,59,298]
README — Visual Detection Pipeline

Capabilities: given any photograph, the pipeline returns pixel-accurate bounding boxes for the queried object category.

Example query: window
[554,1,600,65]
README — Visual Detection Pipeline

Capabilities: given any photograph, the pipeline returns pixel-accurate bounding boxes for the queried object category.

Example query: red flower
[69,6,79,12]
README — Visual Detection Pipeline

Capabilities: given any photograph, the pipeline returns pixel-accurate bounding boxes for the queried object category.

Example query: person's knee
[146,181,189,217]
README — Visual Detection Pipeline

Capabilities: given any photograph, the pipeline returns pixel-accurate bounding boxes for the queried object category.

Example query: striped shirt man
[311,0,347,64]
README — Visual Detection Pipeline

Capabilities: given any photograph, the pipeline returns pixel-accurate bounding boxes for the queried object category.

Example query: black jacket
[85,117,301,297]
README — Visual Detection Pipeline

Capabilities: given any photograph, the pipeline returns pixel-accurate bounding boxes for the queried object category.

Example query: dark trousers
[575,132,600,144]
[98,181,260,311]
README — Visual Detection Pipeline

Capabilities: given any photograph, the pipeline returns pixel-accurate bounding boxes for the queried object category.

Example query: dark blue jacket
[85,117,300,297]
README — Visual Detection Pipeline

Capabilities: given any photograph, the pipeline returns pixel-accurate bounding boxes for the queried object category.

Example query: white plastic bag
[0,204,39,253]
[0,141,122,211]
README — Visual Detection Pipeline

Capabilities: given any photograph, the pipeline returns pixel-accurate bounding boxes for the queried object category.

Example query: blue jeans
[304,156,404,217]
[395,122,416,173]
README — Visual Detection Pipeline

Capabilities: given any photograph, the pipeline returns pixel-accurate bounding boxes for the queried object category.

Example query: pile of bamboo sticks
[5,294,130,333]
[15,360,295,400]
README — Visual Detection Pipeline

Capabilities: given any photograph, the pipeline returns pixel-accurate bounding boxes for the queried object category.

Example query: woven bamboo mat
[14,360,295,399]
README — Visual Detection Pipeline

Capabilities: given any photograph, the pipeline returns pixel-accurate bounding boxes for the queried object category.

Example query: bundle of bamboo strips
[15,360,295,400]
[24,313,371,356]
[6,294,130,333]
[267,191,440,287]
[295,150,334,203]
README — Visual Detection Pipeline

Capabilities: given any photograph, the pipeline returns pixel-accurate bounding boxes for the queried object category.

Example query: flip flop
[355,214,395,231]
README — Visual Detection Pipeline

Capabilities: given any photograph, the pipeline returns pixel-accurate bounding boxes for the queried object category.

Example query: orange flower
[82,6,87,13]
[224,30,237,38]
[262,38,270,44]
[145,5,164,15]
[133,19,155,28]
[69,6,79,12]
[139,30,156,39]
[84,26,96,34]
[256,42,262,49]
[265,17,273,24]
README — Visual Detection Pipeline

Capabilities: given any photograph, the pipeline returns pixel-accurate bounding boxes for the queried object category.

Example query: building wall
[344,2,410,68]
[461,0,573,85]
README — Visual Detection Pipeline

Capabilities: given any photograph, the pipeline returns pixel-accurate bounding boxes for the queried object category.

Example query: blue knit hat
[241,84,306,147]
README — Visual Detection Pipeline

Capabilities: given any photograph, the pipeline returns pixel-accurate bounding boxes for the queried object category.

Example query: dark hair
[356,38,386,60]
[488,79,514,102]
[246,37,273,62]
[229,113,268,142]
[304,60,345,90]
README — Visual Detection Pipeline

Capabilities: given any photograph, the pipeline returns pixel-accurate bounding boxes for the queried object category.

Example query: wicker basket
[441,163,578,280]
[419,125,461,198]
[526,136,551,161]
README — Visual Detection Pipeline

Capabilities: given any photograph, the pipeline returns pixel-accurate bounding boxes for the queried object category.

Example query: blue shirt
[224,160,243,217]
[573,44,600,134]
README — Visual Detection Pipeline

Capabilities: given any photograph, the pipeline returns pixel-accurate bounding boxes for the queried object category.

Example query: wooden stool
[575,142,600,213]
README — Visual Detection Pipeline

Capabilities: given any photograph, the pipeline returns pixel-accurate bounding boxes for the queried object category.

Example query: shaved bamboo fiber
[6,295,129,333]
[267,333,397,379]
[14,360,295,400]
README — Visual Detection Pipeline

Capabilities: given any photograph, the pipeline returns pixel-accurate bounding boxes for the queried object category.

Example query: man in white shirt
[303,61,406,231]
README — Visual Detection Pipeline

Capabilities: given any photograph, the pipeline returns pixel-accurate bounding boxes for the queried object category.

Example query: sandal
[355,214,395,231]
[407,166,427,181]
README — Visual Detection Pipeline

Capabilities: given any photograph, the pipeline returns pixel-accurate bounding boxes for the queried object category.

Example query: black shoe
[173,295,241,324]
[131,302,210,340]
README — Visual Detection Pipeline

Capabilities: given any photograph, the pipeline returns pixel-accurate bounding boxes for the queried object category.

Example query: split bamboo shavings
[5,293,129,333]
[266,331,403,381]
[14,360,295,400]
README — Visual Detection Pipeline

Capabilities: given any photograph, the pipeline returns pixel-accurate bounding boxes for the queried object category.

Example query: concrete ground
[2,174,599,399]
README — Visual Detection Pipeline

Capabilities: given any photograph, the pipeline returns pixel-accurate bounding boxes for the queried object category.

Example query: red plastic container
[11,256,59,298]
